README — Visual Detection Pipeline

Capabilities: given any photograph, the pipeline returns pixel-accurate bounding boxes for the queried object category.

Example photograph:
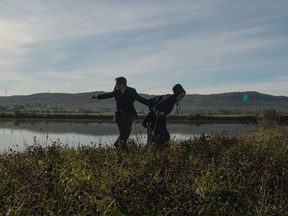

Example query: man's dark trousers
[114,112,134,149]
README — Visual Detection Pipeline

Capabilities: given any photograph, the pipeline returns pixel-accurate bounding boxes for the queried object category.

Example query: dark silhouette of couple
[90,76,186,150]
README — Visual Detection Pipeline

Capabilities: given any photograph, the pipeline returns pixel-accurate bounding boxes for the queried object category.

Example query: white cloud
[41,71,86,80]
[0,21,35,50]
[0,72,33,81]
[0,0,287,96]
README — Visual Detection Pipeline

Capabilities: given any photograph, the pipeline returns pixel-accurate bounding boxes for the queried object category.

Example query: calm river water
[0,119,265,152]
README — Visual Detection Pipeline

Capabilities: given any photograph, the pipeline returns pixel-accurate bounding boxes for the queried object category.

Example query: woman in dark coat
[142,84,186,149]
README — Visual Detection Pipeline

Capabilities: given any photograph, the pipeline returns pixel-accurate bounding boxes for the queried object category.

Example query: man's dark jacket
[97,87,151,118]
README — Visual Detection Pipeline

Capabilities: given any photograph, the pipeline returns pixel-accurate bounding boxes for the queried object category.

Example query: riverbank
[1,111,288,124]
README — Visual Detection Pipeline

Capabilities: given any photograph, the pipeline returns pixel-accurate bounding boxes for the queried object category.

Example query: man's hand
[89,94,97,99]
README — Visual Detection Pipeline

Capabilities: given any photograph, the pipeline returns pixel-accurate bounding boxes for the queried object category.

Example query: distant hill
[0,91,288,113]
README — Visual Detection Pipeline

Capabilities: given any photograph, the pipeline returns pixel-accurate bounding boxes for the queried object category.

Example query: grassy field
[0,123,288,215]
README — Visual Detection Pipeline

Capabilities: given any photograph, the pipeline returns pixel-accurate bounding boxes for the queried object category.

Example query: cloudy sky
[1,0,288,96]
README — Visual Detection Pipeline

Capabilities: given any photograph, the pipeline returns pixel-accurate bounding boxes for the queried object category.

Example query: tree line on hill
[0,91,288,114]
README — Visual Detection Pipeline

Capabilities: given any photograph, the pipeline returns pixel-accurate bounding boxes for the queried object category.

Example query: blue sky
[1,0,288,96]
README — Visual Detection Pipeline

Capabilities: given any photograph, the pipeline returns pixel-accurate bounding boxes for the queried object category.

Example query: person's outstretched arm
[89,91,115,100]
[134,91,153,107]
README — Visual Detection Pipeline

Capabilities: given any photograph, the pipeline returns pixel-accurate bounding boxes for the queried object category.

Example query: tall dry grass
[0,125,287,215]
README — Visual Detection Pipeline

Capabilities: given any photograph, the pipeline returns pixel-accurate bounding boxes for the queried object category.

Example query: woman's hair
[172,84,186,96]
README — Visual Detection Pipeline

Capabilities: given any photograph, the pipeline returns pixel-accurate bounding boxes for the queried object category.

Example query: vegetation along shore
[1,109,288,124]
[0,113,288,215]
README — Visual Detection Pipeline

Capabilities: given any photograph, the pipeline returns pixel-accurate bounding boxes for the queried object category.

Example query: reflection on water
[0,119,257,152]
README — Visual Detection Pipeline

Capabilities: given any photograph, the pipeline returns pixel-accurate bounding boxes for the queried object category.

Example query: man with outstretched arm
[90,76,151,150]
